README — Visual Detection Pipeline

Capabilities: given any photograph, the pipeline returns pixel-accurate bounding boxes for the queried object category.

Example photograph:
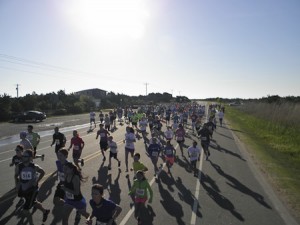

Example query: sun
[64,0,150,39]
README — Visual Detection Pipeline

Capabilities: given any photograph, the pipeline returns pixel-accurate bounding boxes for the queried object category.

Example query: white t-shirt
[139,120,148,131]
[125,133,136,149]
[188,146,201,161]
[164,130,174,139]
[90,112,96,119]
[218,111,224,119]
[109,141,118,153]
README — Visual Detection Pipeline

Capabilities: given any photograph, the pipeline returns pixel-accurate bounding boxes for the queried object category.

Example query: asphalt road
[0,112,298,225]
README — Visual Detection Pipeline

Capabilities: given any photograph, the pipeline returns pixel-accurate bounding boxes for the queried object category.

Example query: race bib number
[152,151,158,157]
[166,150,172,155]
[136,188,145,196]
[96,222,107,225]
[65,191,74,200]
[21,171,33,180]
[201,137,207,141]
[177,136,183,141]
[73,145,80,150]
[55,139,60,145]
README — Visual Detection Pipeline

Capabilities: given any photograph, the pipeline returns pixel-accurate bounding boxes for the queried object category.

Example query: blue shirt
[148,143,161,157]
[90,199,116,222]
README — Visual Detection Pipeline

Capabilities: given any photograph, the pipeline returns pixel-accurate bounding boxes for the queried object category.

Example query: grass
[225,104,300,221]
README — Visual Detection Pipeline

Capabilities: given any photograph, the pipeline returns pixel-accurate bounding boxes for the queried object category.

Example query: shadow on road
[210,143,246,161]
[210,161,272,209]
[38,171,57,202]
[107,168,122,204]
[0,189,18,224]
[201,171,245,221]
[158,176,185,225]
[175,156,193,173]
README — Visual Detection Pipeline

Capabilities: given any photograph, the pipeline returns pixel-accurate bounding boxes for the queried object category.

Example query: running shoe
[41,154,45,161]
[42,209,50,222]
[81,159,84,167]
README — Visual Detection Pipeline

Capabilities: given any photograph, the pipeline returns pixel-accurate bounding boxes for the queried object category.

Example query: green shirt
[129,179,153,200]
[26,132,40,148]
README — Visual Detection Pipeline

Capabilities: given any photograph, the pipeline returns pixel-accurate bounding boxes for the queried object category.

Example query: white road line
[190,149,204,225]
[119,142,177,225]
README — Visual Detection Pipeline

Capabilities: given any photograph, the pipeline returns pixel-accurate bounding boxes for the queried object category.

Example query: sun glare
[65,0,149,39]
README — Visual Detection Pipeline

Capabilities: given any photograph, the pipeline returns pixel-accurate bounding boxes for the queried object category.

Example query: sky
[0,0,299,99]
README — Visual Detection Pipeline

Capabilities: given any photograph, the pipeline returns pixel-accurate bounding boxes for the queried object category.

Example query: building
[75,88,107,108]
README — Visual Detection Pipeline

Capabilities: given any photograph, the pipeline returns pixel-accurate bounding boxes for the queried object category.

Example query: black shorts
[100,141,108,151]
[90,118,95,123]
[109,152,118,159]
[18,186,39,210]
[54,184,65,200]
[72,150,82,159]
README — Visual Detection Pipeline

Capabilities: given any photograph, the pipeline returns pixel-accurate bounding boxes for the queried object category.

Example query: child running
[187,141,201,176]
[86,184,122,225]
[68,130,85,170]
[129,170,153,225]
[107,136,121,170]
[163,140,176,174]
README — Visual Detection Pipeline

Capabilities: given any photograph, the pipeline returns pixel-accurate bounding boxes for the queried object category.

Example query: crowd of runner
[10,102,225,225]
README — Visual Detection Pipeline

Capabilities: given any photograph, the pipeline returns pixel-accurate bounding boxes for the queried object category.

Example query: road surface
[0,111,297,225]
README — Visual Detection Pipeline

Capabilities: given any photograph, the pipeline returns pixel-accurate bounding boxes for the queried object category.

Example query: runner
[175,124,186,156]
[130,153,148,176]
[10,145,25,207]
[26,125,44,160]
[86,184,122,225]
[124,126,136,172]
[138,115,148,143]
[128,170,153,225]
[15,149,50,224]
[53,149,82,223]
[218,110,224,127]
[62,162,90,225]
[164,125,174,141]
[68,130,85,170]
[99,111,104,124]
[104,114,111,131]
[90,111,96,128]
[147,137,162,177]
[198,123,211,160]
[187,141,201,176]
[96,124,110,162]
[190,112,198,133]
[19,131,33,150]
[163,140,176,174]
[107,136,121,170]
[50,127,67,157]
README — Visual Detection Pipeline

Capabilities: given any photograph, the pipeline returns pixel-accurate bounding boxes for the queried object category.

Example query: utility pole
[15,84,20,98]
[144,82,149,96]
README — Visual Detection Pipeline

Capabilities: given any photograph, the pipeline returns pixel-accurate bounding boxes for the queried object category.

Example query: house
[75,88,107,108]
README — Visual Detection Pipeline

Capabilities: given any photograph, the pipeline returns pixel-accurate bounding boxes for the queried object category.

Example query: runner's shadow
[38,171,57,202]
[159,170,175,192]
[158,181,186,225]
[0,188,17,220]
[107,169,122,204]
[175,156,193,173]
[174,177,201,217]
[210,144,246,161]
[210,161,272,209]
[201,172,244,221]
[215,131,234,140]
[92,162,110,189]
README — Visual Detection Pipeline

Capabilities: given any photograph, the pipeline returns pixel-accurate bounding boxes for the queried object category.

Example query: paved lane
[0,111,297,225]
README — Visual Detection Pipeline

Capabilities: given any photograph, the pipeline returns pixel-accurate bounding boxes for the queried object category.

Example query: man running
[51,127,67,157]
[96,124,110,162]
[15,149,50,223]
[27,125,44,160]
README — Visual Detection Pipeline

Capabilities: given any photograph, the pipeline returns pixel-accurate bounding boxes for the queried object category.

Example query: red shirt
[71,136,84,151]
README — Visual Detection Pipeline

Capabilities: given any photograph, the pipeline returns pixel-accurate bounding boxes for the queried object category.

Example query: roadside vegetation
[225,100,300,221]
